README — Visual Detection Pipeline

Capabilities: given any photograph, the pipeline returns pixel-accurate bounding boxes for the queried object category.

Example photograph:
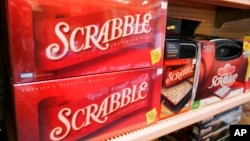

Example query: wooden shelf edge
[180,0,250,9]
[109,93,250,141]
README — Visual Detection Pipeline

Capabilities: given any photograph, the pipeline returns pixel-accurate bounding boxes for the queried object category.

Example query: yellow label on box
[146,108,157,124]
[243,35,250,82]
[151,47,162,64]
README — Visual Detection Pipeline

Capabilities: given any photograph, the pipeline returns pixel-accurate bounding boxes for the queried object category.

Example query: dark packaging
[166,17,202,38]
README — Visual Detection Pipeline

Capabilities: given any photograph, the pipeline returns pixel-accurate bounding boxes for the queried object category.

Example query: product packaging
[160,39,200,119]
[192,39,248,109]
[6,0,168,83]
[160,17,201,119]
[12,67,163,141]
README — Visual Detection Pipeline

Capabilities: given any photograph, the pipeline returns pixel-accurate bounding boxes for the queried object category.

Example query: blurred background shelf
[170,0,250,9]
[168,0,250,39]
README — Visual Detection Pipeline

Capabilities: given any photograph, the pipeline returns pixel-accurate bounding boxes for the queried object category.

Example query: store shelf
[109,93,250,141]
[168,0,250,40]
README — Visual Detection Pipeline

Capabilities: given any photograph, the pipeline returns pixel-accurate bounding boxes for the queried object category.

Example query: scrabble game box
[12,67,162,141]
[160,38,200,119]
[193,39,248,109]
[5,0,167,83]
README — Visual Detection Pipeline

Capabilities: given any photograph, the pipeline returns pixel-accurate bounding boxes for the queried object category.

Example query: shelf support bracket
[215,8,250,28]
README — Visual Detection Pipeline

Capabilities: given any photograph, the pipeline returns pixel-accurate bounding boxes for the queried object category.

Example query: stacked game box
[14,67,163,140]
[2,0,168,140]
[193,38,248,109]
[161,39,200,119]
[160,17,201,119]
[7,0,167,84]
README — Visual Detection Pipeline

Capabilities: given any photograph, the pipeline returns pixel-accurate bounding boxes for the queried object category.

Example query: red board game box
[160,39,199,119]
[12,67,163,141]
[6,0,168,83]
[192,39,248,109]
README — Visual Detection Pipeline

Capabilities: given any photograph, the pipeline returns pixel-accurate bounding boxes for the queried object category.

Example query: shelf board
[108,93,250,141]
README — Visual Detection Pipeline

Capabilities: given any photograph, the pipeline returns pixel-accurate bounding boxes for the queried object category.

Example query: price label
[146,108,157,124]
[151,48,162,64]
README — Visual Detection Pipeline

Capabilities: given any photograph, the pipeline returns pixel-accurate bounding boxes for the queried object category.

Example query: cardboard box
[160,39,200,119]
[192,39,248,109]
[5,0,167,83]
[12,67,163,141]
